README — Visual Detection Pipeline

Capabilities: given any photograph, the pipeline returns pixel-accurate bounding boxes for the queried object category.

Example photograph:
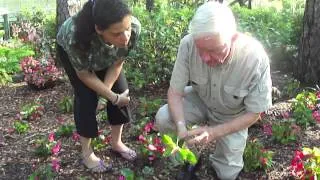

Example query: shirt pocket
[223,85,248,109]
[190,76,208,97]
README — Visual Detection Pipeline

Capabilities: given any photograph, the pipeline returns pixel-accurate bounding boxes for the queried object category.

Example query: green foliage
[28,164,57,180]
[138,97,163,117]
[0,30,4,38]
[162,134,198,165]
[232,1,304,65]
[292,91,317,129]
[126,4,194,89]
[91,130,111,151]
[0,68,12,85]
[18,100,44,121]
[271,121,300,144]
[243,139,274,172]
[97,110,108,122]
[34,139,53,157]
[13,120,29,134]
[120,168,135,180]
[0,45,35,74]
[283,78,300,98]
[55,124,75,138]
[58,96,73,113]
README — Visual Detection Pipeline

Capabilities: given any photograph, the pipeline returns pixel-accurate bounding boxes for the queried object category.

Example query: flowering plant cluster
[138,121,165,162]
[20,56,61,89]
[11,22,40,43]
[243,138,274,172]
[31,132,63,179]
[290,147,320,179]
[292,91,319,129]
[91,129,112,151]
[34,133,62,157]
[16,100,44,121]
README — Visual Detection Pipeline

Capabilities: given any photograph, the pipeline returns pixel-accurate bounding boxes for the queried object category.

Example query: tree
[56,0,81,66]
[56,0,81,31]
[295,0,320,85]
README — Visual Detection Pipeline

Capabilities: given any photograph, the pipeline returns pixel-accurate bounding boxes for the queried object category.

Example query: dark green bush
[126,3,194,89]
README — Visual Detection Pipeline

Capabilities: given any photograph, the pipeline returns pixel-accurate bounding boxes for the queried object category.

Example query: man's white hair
[188,1,236,40]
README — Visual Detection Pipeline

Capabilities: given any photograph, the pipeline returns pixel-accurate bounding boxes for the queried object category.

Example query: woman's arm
[76,70,118,103]
[103,59,124,89]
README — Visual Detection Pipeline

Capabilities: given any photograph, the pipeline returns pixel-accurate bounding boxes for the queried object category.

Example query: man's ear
[231,33,239,43]
[95,24,103,35]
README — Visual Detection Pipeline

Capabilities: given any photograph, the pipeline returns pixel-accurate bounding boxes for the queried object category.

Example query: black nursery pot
[176,156,202,180]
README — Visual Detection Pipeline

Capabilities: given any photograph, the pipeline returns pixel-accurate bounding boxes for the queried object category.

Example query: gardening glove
[177,121,188,139]
[114,89,130,107]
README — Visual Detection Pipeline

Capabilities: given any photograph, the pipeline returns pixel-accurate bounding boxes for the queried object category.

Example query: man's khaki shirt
[170,34,272,122]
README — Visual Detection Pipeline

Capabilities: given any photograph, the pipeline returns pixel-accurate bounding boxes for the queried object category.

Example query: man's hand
[186,126,215,145]
[177,121,188,139]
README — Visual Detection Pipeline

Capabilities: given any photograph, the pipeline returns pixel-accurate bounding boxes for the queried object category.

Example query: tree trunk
[56,0,81,31]
[56,0,81,66]
[146,0,154,12]
[295,0,320,85]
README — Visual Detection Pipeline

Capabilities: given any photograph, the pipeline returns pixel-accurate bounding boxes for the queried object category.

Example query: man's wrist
[176,121,185,126]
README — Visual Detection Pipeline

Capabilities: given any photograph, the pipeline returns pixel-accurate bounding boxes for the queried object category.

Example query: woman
[57,0,140,172]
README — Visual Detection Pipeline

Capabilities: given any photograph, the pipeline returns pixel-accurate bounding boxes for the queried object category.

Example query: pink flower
[56,117,65,124]
[103,135,112,144]
[259,157,267,166]
[138,134,147,143]
[51,158,60,172]
[316,91,320,98]
[51,141,61,155]
[281,112,290,119]
[72,132,80,141]
[143,122,154,133]
[148,154,156,161]
[312,111,320,123]
[156,145,165,153]
[147,144,157,151]
[153,137,162,145]
[118,175,125,180]
[262,123,272,136]
[48,133,55,142]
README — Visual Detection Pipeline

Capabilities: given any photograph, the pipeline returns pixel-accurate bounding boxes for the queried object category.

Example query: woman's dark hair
[74,0,131,52]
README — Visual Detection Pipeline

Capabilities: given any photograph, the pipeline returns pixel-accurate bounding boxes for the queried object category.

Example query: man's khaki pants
[155,86,248,180]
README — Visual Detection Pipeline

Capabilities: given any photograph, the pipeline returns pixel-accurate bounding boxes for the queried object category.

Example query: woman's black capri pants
[57,45,132,138]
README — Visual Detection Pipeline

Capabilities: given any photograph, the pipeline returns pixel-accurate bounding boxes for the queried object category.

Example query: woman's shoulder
[57,17,76,48]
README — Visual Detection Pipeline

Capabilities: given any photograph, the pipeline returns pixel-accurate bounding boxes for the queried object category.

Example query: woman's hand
[186,126,215,145]
[113,89,130,107]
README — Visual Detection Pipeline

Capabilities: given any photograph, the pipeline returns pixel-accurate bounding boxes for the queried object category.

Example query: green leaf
[120,168,135,180]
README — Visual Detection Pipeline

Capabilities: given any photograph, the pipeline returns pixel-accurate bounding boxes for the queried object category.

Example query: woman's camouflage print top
[57,16,141,71]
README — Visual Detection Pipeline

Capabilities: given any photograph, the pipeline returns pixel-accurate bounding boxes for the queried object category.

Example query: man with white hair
[155,1,272,179]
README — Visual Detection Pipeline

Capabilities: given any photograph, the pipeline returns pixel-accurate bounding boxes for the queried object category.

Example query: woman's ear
[95,24,103,35]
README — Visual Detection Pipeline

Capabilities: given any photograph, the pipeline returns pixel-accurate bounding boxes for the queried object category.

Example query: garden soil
[0,64,319,180]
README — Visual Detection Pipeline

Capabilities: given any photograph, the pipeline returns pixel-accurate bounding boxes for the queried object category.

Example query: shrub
[126,4,194,89]
[290,147,320,179]
[58,96,73,113]
[16,100,44,121]
[292,91,317,129]
[243,138,274,172]
[13,120,29,134]
[20,56,61,89]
